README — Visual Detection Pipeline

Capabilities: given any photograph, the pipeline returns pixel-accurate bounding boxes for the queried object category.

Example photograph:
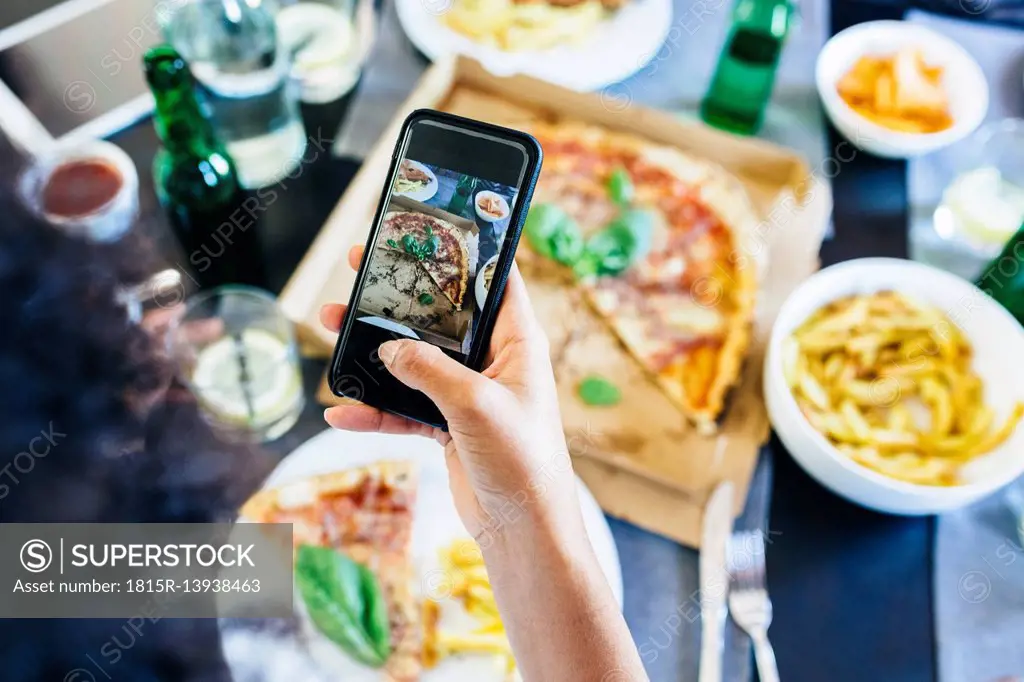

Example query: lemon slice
[191,329,302,429]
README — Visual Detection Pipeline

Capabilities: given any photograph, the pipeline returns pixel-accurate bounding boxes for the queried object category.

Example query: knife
[698,480,735,682]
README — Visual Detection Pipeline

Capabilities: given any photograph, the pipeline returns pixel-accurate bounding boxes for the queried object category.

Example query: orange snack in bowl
[836,48,953,134]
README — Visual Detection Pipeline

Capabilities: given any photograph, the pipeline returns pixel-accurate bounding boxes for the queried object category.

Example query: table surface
[0,1,943,681]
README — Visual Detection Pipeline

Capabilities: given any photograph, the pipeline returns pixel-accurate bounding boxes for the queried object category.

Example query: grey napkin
[901,11,1024,680]
[616,448,775,682]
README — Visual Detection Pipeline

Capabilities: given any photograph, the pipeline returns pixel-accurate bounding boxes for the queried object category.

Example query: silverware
[698,481,734,682]
[728,530,779,682]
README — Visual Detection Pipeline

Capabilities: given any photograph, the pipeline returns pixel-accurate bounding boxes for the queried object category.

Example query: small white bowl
[475,255,499,311]
[474,191,510,223]
[765,258,1024,515]
[816,21,988,158]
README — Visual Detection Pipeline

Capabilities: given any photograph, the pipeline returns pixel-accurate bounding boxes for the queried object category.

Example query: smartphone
[329,109,543,428]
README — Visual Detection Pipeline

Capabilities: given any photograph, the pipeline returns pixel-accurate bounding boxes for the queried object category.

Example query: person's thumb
[377,340,487,414]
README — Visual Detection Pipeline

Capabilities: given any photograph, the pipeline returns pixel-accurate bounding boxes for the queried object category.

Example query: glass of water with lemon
[171,286,303,442]
[912,119,1024,279]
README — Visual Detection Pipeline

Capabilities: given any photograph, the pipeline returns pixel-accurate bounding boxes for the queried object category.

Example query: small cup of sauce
[19,140,139,242]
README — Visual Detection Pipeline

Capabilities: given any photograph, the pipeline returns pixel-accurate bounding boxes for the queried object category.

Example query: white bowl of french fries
[765,258,1024,515]
[816,21,988,158]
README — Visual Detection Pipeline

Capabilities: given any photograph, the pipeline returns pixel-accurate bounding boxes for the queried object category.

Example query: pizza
[241,461,421,682]
[525,122,760,433]
[381,211,470,310]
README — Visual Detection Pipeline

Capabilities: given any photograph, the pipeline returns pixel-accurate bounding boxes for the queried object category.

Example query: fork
[728,530,779,682]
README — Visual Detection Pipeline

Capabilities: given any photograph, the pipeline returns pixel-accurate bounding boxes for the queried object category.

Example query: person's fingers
[319,303,348,333]
[488,263,549,364]
[348,245,364,271]
[378,339,494,416]
[324,404,434,438]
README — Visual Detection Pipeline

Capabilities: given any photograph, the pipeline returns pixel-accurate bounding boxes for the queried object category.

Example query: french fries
[785,291,1023,486]
[443,0,607,52]
[423,539,517,680]
[836,48,953,134]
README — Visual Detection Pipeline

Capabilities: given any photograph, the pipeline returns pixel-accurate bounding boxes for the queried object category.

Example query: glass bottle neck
[151,85,222,158]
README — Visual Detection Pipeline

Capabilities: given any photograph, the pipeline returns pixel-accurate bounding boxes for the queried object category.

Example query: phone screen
[332,115,537,425]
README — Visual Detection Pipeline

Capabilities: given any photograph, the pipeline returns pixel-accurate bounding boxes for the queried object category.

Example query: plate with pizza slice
[518,121,762,434]
[238,428,621,681]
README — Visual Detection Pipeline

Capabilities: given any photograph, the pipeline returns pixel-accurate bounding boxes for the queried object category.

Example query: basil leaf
[418,292,434,305]
[524,204,583,265]
[295,545,390,667]
[581,209,655,277]
[401,234,416,254]
[385,238,399,249]
[607,168,634,207]
[357,562,391,660]
[425,235,440,257]
[577,375,622,406]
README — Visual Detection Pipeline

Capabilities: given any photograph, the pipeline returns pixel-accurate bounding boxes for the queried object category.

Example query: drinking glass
[170,286,304,442]
[910,119,1024,280]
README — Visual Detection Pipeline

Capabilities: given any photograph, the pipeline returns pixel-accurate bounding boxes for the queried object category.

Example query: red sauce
[42,159,123,219]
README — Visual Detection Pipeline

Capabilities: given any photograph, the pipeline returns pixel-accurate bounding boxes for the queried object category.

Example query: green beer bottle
[975,224,1024,326]
[700,0,793,136]
[143,45,264,288]
[447,175,477,217]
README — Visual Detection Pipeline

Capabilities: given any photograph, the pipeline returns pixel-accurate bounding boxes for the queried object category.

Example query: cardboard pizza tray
[281,55,832,548]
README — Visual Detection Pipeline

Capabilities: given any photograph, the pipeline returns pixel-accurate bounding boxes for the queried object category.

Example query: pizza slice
[380,211,470,310]
[525,122,759,433]
[241,461,421,682]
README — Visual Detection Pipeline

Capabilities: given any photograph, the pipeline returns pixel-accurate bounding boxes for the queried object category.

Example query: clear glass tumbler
[170,286,304,442]
[910,119,1024,280]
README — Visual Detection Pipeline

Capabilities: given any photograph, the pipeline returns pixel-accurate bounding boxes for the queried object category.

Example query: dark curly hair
[0,187,274,681]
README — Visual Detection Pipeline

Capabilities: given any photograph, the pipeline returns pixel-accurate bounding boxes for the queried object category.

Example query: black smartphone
[329,109,543,428]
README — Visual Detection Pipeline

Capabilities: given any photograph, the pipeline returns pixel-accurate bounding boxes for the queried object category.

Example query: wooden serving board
[286,56,832,547]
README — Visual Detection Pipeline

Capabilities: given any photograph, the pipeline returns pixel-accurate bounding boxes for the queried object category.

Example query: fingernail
[378,341,399,366]
[323,408,332,424]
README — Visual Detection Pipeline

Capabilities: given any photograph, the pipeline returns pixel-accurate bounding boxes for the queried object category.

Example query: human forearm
[482,504,647,682]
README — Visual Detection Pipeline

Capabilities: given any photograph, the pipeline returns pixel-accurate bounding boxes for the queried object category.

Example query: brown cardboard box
[283,55,832,547]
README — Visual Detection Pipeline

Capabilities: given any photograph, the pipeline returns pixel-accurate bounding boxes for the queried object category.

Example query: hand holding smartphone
[329,110,543,428]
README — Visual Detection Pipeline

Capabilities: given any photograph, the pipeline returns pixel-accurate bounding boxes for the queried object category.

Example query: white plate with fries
[264,428,622,680]
[765,258,1024,515]
[394,0,671,91]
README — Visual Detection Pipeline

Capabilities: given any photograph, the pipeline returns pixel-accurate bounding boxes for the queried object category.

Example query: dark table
[0,1,946,681]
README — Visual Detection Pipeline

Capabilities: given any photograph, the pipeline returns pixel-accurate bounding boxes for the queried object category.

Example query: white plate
[475,255,499,311]
[259,428,623,681]
[474,191,510,223]
[395,0,672,91]
[394,160,438,202]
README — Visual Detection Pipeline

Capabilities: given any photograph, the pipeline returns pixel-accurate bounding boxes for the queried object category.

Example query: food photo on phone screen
[354,129,521,355]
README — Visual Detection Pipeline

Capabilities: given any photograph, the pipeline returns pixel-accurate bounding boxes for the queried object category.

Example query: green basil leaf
[418,292,434,305]
[295,545,390,667]
[577,375,622,406]
[358,562,391,660]
[524,204,584,265]
[607,168,634,207]
[385,238,399,249]
[581,209,655,276]
[401,234,416,254]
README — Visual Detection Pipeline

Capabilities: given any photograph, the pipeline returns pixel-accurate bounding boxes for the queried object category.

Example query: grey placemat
[615,448,775,682]
[906,10,1024,279]
[934,491,1024,682]
[901,11,1024,682]
[334,0,831,175]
